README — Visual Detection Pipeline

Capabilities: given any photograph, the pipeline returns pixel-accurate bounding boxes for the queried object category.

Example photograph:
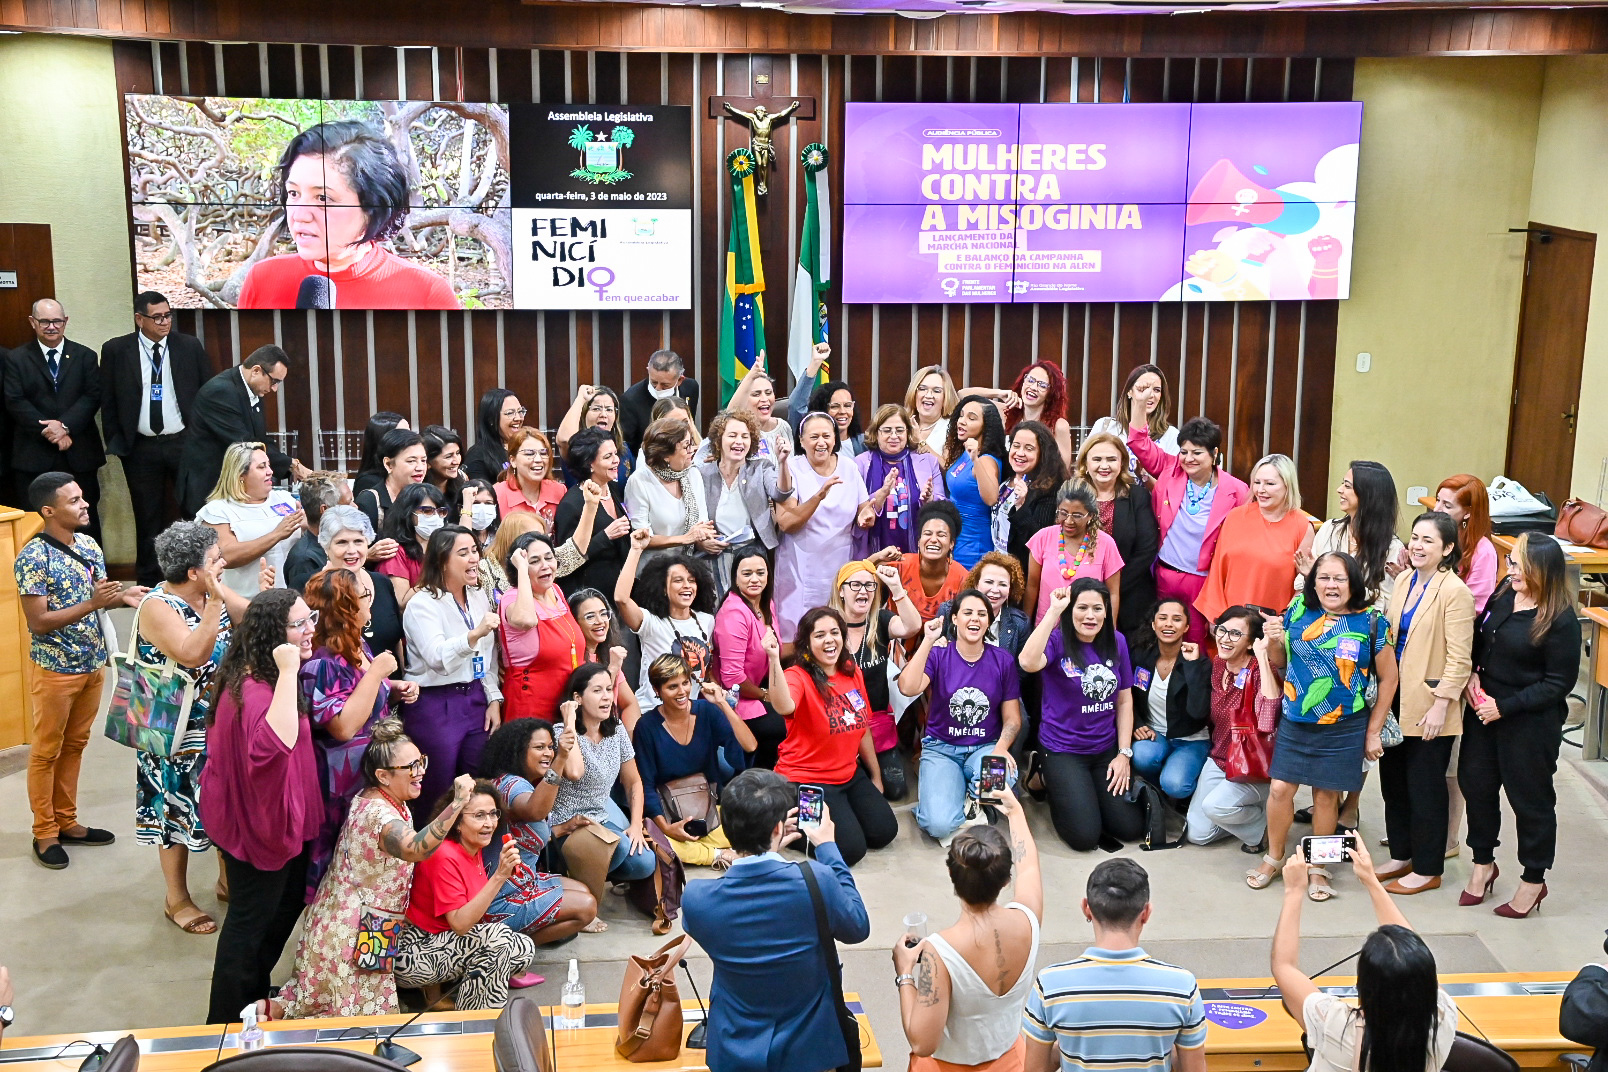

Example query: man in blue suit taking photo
[684,769,870,1072]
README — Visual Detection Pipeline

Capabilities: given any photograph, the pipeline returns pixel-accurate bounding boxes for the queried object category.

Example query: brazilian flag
[719,148,766,406]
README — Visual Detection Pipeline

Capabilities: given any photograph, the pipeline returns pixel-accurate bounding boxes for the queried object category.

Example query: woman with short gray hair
[317,505,406,671]
[135,520,253,935]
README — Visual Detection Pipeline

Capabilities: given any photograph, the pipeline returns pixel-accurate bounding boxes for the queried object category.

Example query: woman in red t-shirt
[395,780,538,1010]
[777,607,898,866]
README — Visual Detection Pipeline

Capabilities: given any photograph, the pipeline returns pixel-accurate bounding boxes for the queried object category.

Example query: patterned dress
[134,588,231,849]
[301,645,392,900]
[486,773,565,934]
[278,792,414,1019]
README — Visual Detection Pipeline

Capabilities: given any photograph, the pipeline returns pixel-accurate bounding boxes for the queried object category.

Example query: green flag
[788,143,832,389]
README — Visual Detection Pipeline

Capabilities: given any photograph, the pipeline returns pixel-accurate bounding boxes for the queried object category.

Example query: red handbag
[1222,663,1275,784]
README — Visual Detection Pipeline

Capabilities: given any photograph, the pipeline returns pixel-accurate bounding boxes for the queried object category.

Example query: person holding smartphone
[900,591,1022,846]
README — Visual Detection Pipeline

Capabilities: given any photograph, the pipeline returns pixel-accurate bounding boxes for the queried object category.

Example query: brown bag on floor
[1556,499,1608,549]
[616,934,693,1062]
[562,823,618,902]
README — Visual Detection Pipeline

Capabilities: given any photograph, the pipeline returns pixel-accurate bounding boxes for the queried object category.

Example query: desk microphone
[374,977,466,1066]
[679,959,708,1050]
[295,274,335,310]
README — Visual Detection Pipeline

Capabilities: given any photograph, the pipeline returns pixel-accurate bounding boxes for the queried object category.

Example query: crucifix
[710,92,816,196]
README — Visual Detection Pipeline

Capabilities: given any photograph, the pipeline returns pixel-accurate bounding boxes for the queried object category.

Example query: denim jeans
[1131,736,1211,799]
[601,796,657,881]
[915,737,1016,839]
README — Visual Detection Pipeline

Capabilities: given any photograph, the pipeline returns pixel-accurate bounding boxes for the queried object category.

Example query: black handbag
[797,861,863,1072]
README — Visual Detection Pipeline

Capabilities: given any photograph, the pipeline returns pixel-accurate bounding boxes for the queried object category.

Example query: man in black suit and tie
[4,299,105,542]
[101,291,211,585]
[178,344,309,517]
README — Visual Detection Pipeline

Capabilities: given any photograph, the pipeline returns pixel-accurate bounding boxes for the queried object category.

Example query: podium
[0,505,43,750]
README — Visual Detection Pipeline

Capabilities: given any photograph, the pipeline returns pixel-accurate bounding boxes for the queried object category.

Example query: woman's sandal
[165,900,218,935]
[581,917,609,933]
[1246,855,1280,890]
[1307,866,1336,902]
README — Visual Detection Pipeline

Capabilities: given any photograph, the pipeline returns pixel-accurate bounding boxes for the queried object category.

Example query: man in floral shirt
[15,472,144,869]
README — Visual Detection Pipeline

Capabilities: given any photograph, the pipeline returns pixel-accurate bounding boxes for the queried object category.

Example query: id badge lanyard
[456,596,486,680]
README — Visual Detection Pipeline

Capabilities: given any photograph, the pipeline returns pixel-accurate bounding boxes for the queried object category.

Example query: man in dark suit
[178,344,308,517]
[5,299,105,542]
[682,770,869,1072]
[619,349,699,455]
[100,291,212,585]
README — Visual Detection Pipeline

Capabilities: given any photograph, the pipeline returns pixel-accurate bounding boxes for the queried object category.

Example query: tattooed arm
[893,940,951,1057]
[378,775,475,863]
[998,786,1042,920]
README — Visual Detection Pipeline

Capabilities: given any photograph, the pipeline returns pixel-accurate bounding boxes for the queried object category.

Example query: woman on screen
[239,120,460,311]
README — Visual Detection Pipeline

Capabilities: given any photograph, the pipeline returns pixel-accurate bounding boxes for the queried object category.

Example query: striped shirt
[1023,946,1208,1072]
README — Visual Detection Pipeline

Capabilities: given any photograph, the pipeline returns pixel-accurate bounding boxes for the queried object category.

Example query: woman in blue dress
[941,393,1008,569]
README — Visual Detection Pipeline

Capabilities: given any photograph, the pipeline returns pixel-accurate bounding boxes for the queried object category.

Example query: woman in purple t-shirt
[900,590,1022,844]
[1019,578,1144,851]
[199,587,324,1024]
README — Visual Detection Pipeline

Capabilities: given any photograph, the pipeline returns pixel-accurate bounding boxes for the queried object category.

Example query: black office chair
[98,1035,140,1072]
[1443,1032,1521,1072]
[493,995,553,1072]
[203,1048,409,1071]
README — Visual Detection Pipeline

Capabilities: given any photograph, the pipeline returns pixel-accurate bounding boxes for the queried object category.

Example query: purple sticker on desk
[1203,1002,1268,1029]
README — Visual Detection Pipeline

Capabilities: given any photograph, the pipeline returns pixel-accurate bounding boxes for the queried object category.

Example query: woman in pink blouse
[1434,474,1499,613]
[713,544,790,769]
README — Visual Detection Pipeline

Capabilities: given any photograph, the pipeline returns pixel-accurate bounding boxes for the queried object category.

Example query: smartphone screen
[979,755,1007,801]
[1302,834,1356,865]
[797,784,825,828]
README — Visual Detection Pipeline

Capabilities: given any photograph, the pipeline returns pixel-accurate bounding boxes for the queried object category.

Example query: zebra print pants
[393,920,536,1010]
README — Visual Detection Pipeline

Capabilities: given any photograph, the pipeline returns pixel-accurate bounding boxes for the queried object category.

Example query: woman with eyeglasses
[198,441,305,597]
[1186,607,1281,853]
[854,404,947,558]
[401,525,502,825]
[1251,552,1398,899]
[498,532,589,724]
[376,482,449,610]
[476,718,601,942]
[265,726,484,1019]
[1074,431,1159,640]
[828,559,922,798]
[555,384,635,496]
[495,427,565,530]
[316,506,405,671]
[554,428,632,597]
[1025,482,1124,627]
[1459,533,1581,918]
[714,545,799,771]
[627,416,721,565]
[1197,454,1315,626]
[1003,361,1073,467]
[200,588,323,1023]
[775,411,874,639]
[942,395,1008,570]
[356,428,428,534]
[568,587,641,734]
[394,779,538,1009]
[905,365,960,455]
[1018,579,1144,852]
[299,566,414,900]
[463,389,525,483]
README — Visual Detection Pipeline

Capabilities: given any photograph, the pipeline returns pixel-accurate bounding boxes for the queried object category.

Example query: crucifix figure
[722,99,801,195]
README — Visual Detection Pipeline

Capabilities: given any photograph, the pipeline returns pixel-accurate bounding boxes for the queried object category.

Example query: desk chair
[202,1048,409,1071]
[99,1035,140,1072]
[1444,1032,1521,1072]
[493,996,554,1072]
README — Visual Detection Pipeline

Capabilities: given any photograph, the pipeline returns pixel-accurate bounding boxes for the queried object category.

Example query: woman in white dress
[197,441,303,597]
[774,412,872,640]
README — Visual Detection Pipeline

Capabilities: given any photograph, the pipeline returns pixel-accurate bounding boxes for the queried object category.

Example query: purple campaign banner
[842,101,1362,303]
[1017,103,1191,204]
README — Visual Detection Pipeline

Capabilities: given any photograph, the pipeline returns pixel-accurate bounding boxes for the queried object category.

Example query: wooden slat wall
[112,41,1344,494]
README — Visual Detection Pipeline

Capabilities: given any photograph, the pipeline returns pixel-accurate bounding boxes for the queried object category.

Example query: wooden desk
[1492,533,1608,575]
[0,976,1583,1072]
[0,507,41,750]
[1583,606,1608,762]
[0,997,884,1072]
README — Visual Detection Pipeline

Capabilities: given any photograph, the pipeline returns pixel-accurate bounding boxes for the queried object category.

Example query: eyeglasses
[465,809,501,822]
[841,580,877,593]
[137,312,173,323]
[267,374,286,388]
[1023,376,1050,390]
[288,610,320,631]
[578,608,611,624]
[1214,625,1247,642]
[381,756,429,775]
[1055,511,1091,524]
[415,506,445,517]
[1505,555,1517,567]
[32,318,67,328]
[503,407,528,419]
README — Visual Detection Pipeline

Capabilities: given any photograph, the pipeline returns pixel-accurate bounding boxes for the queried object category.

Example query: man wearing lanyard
[99,291,210,586]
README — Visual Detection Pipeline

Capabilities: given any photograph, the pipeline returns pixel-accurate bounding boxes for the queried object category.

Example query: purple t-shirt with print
[1038,629,1134,755]
[924,642,1021,746]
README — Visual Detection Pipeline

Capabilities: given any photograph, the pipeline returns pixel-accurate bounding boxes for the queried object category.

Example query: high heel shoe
[1459,863,1499,906]
[1493,882,1547,918]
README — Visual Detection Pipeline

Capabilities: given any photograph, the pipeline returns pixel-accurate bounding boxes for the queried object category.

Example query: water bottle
[238,1004,265,1052]
[558,959,585,1029]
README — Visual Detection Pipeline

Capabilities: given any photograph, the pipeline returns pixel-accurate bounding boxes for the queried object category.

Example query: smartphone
[1301,834,1357,865]
[979,755,1008,802]
[1469,684,1490,707]
[1243,603,1280,619]
[797,784,826,828]
[684,818,709,839]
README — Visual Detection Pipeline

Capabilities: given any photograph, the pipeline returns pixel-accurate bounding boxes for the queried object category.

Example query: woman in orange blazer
[1375,511,1474,895]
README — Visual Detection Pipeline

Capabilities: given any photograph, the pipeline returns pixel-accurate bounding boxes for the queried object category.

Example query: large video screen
[124,95,692,310]
[841,101,1362,304]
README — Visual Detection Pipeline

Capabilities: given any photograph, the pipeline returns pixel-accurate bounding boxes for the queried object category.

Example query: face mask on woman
[470,503,498,531]
[415,513,444,539]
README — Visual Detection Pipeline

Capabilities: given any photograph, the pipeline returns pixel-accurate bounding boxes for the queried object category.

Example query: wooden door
[1506,222,1596,506]
[0,224,55,350]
